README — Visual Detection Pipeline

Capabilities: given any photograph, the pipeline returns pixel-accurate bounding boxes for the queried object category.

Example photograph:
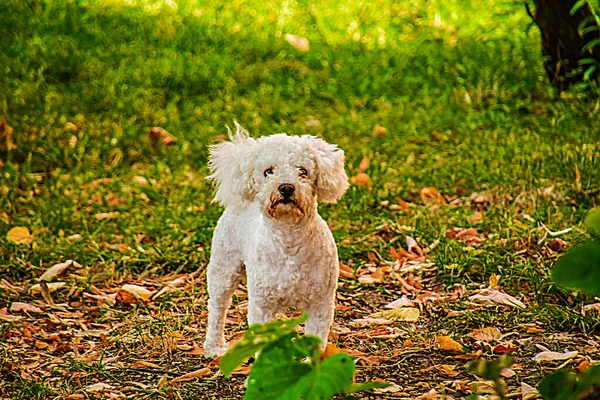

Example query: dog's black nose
[278,184,295,198]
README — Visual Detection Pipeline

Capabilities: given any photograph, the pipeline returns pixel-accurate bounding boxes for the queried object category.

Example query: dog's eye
[264,168,273,177]
[298,167,308,177]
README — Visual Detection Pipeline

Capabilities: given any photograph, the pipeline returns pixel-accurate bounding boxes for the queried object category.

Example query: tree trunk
[530,0,600,90]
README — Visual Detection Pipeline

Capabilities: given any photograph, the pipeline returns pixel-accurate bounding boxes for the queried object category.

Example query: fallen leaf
[467,327,503,342]
[385,295,413,309]
[85,382,114,392]
[358,267,383,284]
[119,284,153,301]
[40,260,80,281]
[372,124,387,137]
[321,344,342,360]
[6,226,33,245]
[577,359,590,372]
[583,302,600,315]
[436,336,465,354]
[157,375,168,390]
[171,367,212,383]
[493,344,517,354]
[10,302,43,313]
[351,172,371,187]
[521,382,539,400]
[446,227,484,245]
[358,157,370,172]
[30,282,66,294]
[94,212,119,220]
[420,187,445,205]
[533,350,578,363]
[0,120,16,151]
[284,34,309,52]
[469,288,526,309]
[500,368,516,378]
[149,127,176,146]
[0,211,9,224]
[370,307,420,322]
[339,262,354,279]
[488,273,501,288]
[374,383,402,394]
[437,364,460,377]
[349,317,393,327]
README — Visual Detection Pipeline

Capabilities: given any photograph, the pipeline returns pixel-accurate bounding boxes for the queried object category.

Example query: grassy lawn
[1,0,599,398]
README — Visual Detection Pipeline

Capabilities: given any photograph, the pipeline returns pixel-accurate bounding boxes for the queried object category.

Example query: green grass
[1,0,600,398]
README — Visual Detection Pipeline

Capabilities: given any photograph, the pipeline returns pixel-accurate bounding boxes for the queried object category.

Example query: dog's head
[208,124,348,223]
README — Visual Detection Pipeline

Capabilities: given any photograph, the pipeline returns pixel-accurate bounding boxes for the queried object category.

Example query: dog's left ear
[305,136,349,203]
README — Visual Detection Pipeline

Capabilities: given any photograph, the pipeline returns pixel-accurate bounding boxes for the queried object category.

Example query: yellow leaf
[436,335,465,354]
[120,284,153,301]
[372,124,387,137]
[370,307,420,322]
[489,273,501,288]
[7,226,33,245]
[30,282,66,294]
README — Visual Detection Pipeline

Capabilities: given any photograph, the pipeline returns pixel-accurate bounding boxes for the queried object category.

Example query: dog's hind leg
[204,259,244,357]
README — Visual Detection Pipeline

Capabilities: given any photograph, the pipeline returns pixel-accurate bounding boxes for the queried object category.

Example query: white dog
[203,124,349,357]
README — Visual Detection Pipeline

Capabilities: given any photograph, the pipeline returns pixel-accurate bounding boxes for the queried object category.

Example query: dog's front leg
[305,301,334,350]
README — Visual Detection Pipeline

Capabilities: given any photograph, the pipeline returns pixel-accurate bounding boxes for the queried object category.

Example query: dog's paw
[203,340,229,358]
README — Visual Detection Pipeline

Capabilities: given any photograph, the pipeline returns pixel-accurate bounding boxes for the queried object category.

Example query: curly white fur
[203,124,349,357]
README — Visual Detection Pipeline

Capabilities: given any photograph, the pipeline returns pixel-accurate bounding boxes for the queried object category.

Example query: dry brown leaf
[469,288,526,309]
[0,120,16,151]
[349,317,393,327]
[583,302,600,315]
[420,187,445,205]
[358,267,383,284]
[284,34,309,52]
[149,127,177,146]
[171,368,212,383]
[339,262,354,279]
[533,350,578,363]
[10,302,43,313]
[436,336,465,354]
[7,226,33,245]
[493,344,517,354]
[30,282,66,294]
[372,124,387,137]
[467,212,483,225]
[370,307,419,322]
[521,382,539,400]
[157,375,168,390]
[351,172,371,187]
[577,359,590,372]
[85,382,114,392]
[467,327,503,342]
[437,364,460,377]
[357,157,370,172]
[446,227,484,245]
[40,260,80,281]
[385,295,413,309]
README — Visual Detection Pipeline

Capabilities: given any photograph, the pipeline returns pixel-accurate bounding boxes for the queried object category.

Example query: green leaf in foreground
[276,353,355,400]
[584,208,600,238]
[219,315,307,377]
[538,364,600,400]
[551,241,600,296]
[466,356,513,381]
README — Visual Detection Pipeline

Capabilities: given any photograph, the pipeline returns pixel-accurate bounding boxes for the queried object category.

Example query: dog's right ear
[208,123,258,207]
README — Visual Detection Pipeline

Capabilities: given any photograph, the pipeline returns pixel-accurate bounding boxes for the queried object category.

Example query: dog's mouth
[268,196,305,220]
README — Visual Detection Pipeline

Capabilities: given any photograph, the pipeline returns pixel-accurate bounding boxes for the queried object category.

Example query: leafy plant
[538,364,600,400]
[552,208,600,296]
[219,315,388,400]
[466,355,513,400]
[537,208,600,399]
